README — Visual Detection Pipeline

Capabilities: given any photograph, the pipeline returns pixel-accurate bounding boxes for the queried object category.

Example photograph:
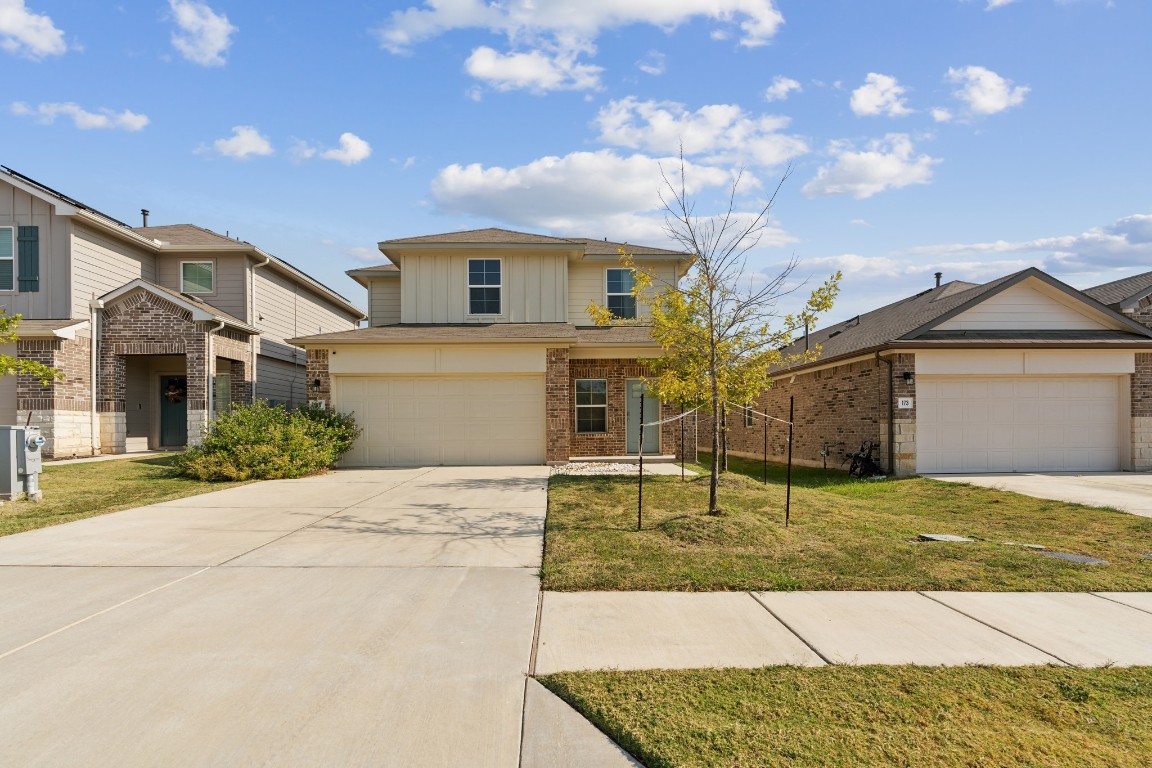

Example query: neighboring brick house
[718,268,1152,476]
[291,228,697,466]
[0,166,365,457]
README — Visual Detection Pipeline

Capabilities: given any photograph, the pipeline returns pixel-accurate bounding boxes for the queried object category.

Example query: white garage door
[917,376,1121,473]
[335,375,546,467]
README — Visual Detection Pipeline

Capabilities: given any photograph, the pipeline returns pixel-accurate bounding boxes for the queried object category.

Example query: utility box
[0,426,46,501]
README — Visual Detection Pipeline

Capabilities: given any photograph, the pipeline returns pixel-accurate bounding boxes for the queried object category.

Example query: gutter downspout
[250,253,271,403]
[89,298,104,456]
[878,352,895,476]
[207,320,225,426]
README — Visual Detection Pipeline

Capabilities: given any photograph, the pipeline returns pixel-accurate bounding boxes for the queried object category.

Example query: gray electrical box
[0,426,46,501]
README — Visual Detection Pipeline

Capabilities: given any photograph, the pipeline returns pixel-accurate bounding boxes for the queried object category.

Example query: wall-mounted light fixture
[311,378,322,392]
[902,371,915,385]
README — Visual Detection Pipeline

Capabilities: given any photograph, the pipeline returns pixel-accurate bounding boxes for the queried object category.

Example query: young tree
[590,159,840,513]
[0,311,64,387]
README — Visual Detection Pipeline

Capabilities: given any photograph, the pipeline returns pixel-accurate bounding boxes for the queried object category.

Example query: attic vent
[828,330,842,338]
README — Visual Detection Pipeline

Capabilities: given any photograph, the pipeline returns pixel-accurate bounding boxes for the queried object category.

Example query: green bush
[175,401,363,481]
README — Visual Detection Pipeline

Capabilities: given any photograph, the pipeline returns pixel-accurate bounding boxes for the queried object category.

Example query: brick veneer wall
[546,348,571,463]
[306,349,331,406]
[568,358,690,460]
[16,336,93,458]
[1134,352,1152,470]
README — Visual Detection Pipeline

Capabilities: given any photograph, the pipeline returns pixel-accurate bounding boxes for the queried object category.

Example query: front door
[625,379,660,454]
[159,375,188,447]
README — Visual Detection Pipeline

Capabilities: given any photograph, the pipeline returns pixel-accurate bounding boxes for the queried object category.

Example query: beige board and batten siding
[156,253,249,322]
[331,344,547,467]
[567,260,677,323]
[0,180,75,319]
[935,282,1122,332]
[71,223,157,318]
[368,277,401,326]
[398,250,568,323]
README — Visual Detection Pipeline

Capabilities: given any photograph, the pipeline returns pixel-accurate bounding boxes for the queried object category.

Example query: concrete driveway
[0,465,548,768]
[925,472,1152,517]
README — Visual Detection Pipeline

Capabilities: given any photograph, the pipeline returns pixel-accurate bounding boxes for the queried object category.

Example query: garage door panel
[335,375,545,467]
[917,375,1121,473]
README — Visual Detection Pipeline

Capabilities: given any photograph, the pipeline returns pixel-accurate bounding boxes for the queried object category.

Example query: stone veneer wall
[713,355,916,476]
[545,348,571,463]
[568,358,692,461]
[16,336,93,458]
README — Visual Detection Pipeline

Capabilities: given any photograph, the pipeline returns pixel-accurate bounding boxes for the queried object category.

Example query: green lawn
[542,454,1152,591]
[0,455,250,537]
[541,666,1152,768]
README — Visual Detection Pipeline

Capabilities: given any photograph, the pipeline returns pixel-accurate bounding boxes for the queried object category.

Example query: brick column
[546,348,571,464]
[887,353,917,477]
[1133,352,1152,471]
[306,349,332,407]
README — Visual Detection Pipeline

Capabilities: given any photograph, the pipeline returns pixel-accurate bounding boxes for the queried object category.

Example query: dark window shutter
[17,226,39,293]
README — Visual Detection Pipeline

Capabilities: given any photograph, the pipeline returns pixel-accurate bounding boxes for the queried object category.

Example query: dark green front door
[160,376,188,447]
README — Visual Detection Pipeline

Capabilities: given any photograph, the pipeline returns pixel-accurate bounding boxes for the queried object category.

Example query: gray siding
[256,354,306,406]
[0,179,74,319]
[254,266,358,362]
[72,223,157,318]
[157,253,249,321]
[369,277,401,326]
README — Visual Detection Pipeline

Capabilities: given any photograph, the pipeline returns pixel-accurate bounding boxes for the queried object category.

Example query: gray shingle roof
[574,325,657,344]
[380,228,578,246]
[571,238,689,257]
[135,224,242,247]
[1083,270,1152,307]
[290,323,580,344]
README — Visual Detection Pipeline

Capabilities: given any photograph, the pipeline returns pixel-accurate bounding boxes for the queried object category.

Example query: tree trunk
[709,345,720,514]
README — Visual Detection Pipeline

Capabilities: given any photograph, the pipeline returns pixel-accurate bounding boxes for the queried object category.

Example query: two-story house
[0,166,365,457]
[291,228,696,466]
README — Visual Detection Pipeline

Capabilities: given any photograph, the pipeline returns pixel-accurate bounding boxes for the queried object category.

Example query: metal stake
[762,409,768,485]
[785,395,794,527]
[637,393,644,531]
[680,403,685,481]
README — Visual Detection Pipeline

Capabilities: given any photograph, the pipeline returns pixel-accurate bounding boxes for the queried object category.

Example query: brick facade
[1134,352,1152,470]
[16,336,93,458]
[306,349,332,406]
[545,348,571,463]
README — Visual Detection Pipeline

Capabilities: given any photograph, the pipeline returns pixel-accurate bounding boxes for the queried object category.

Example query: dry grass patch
[541,666,1152,768]
[543,456,1152,591]
[0,455,250,537]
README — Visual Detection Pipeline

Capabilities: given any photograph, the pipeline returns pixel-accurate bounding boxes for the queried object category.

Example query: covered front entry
[916,376,1123,473]
[335,374,546,466]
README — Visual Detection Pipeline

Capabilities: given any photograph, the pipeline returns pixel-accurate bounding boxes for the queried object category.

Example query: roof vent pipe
[804,321,809,352]
[141,209,149,227]
[934,271,942,288]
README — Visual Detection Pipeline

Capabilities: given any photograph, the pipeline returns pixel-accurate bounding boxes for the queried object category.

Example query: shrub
[175,401,363,481]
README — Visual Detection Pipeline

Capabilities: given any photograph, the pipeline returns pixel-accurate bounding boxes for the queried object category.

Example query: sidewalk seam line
[916,592,1073,666]
[748,592,834,666]
[0,567,211,662]
[1088,592,1152,617]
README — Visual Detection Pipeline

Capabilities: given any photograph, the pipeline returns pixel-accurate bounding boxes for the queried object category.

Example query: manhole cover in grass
[918,534,975,543]
[1042,551,1107,565]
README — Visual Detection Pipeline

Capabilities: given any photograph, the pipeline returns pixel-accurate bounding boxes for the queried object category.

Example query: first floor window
[575,379,607,433]
[468,258,501,315]
[182,261,214,293]
[745,406,755,427]
[0,227,13,291]
[606,268,636,319]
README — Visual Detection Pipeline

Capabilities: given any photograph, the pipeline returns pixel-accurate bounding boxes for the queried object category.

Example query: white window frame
[605,267,637,320]
[745,405,755,428]
[467,257,503,317]
[180,260,215,294]
[574,378,608,434]
[0,227,14,292]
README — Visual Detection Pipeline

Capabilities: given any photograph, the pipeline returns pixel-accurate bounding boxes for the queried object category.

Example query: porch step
[568,455,679,464]
[125,437,150,453]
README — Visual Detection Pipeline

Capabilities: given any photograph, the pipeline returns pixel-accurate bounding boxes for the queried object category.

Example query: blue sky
[3,0,1150,322]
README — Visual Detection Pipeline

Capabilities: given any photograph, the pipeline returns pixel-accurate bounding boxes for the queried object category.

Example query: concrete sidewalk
[535,590,1152,672]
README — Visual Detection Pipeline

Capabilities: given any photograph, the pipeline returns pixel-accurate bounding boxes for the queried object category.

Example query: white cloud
[636,50,665,76]
[377,0,786,53]
[985,0,1019,8]
[168,0,236,67]
[11,101,148,130]
[764,75,801,102]
[346,246,382,263]
[429,148,799,248]
[464,45,602,92]
[289,139,317,162]
[850,73,912,117]
[0,0,65,59]
[209,125,273,159]
[802,134,939,199]
[946,65,1029,115]
[930,107,953,123]
[594,97,808,168]
[320,132,372,165]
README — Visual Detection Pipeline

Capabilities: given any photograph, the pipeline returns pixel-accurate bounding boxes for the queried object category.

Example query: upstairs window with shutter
[0,227,12,291]
[17,226,39,292]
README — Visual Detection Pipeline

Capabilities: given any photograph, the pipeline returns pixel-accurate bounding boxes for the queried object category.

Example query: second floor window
[182,261,214,294]
[468,258,501,315]
[606,268,636,319]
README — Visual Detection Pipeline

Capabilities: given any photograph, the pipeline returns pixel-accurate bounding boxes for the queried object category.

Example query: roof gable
[927,279,1125,333]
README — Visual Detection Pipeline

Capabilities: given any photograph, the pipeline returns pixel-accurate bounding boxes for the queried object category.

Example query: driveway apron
[0,466,548,768]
